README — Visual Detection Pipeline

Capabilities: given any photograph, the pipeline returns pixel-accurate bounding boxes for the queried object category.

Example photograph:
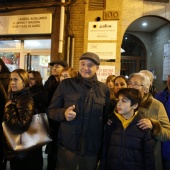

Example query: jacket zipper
[120,128,126,170]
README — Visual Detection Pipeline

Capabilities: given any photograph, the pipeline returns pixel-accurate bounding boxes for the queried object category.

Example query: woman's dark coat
[0,85,7,168]
[3,87,35,160]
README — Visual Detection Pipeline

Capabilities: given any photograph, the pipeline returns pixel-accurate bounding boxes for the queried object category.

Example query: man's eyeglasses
[127,82,143,88]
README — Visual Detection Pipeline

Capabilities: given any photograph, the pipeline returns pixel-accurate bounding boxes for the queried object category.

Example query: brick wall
[66,1,86,70]
[51,7,61,62]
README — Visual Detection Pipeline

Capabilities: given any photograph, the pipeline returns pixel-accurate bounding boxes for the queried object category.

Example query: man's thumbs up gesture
[64,105,76,121]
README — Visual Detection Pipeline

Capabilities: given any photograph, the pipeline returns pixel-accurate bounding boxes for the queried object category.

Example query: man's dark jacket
[44,75,60,105]
[44,75,60,155]
[48,73,110,156]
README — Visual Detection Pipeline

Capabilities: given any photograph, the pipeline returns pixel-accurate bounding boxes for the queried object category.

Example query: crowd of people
[0,52,170,170]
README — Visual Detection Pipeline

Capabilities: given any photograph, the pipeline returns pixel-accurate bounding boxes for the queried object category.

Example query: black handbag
[2,113,52,152]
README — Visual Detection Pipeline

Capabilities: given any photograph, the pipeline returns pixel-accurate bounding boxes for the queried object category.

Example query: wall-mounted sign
[88,21,117,40]
[87,43,116,59]
[97,65,115,82]
[103,11,119,20]
[0,13,52,35]
[163,43,170,81]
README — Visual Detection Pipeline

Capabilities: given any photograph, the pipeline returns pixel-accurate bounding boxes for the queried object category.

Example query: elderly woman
[139,70,157,96]
[128,72,170,170]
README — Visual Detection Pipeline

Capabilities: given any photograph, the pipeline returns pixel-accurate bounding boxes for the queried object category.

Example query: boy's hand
[137,118,153,130]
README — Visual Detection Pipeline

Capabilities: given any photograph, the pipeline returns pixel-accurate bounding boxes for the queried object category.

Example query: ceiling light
[142,22,147,26]
[121,48,125,53]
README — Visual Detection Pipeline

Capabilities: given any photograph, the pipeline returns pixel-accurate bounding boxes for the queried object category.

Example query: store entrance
[0,39,51,82]
[24,52,50,84]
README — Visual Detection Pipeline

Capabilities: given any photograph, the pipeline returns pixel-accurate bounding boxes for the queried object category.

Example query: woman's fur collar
[140,93,153,109]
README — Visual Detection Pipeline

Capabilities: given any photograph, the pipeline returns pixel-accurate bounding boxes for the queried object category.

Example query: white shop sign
[88,21,117,40]
[0,13,52,35]
[87,43,116,59]
[163,43,170,81]
[97,65,115,82]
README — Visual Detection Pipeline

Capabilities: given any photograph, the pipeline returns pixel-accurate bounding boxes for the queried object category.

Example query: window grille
[89,0,106,10]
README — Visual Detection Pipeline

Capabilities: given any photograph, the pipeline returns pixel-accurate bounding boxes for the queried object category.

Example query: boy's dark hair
[116,88,142,107]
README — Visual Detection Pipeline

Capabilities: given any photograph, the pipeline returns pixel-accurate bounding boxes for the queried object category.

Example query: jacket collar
[140,93,152,109]
[11,87,30,97]
[77,72,98,88]
[112,111,144,126]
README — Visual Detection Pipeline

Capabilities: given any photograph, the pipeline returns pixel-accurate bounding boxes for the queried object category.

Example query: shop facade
[0,0,169,83]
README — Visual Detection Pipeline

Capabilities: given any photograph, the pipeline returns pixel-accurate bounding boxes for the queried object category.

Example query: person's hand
[137,118,153,130]
[64,105,76,121]
[107,119,112,125]
[5,100,15,107]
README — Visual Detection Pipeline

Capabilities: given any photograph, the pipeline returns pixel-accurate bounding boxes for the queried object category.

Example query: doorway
[0,39,51,82]
[121,33,146,76]
[24,52,50,84]
[121,16,170,91]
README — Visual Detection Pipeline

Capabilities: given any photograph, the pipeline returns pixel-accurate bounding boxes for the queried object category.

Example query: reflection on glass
[0,53,20,71]
[24,40,51,50]
[24,54,50,83]
[0,40,21,49]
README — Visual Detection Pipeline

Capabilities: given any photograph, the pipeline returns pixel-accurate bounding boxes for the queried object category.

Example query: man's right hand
[64,105,76,121]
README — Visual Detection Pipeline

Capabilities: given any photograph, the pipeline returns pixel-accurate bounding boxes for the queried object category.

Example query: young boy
[99,88,155,170]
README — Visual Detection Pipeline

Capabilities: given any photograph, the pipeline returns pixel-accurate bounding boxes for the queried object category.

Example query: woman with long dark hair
[0,83,7,170]
[0,58,10,93]
[28,70,48,115]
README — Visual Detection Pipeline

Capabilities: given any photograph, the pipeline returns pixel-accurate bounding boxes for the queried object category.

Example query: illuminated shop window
[24,39,51,50]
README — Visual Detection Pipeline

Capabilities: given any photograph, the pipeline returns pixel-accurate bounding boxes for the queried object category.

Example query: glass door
[0,39,51,82]
[24,53,50,84]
